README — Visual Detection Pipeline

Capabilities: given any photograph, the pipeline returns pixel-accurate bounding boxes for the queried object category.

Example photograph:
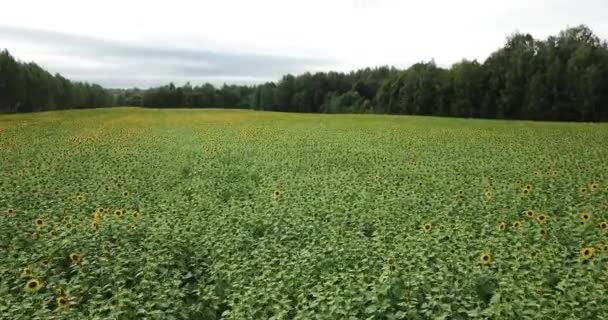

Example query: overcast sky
[1,0,607,88]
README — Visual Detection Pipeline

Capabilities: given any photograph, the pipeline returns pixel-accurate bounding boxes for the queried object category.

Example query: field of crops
[1,107,608,319]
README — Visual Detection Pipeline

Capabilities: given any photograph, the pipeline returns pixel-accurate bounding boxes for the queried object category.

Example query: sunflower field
[1,108,608,319]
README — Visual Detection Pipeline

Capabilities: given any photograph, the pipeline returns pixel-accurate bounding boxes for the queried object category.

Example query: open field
[1,107,608,319]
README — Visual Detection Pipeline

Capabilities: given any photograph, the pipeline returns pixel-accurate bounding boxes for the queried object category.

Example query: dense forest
[1,25,607,121]
[0,51,113,112]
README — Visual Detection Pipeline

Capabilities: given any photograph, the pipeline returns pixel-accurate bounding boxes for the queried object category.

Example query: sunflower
[388,263,398,273]
[457,190,464,197]
[480,252,492,265]
[539,228,547,236]
[121,209,127,215]
[536,214,546,223]
[484,190,494,199]
[40,259,49,268]
[91,220,99,231]
[273,190,281,198]
[423,223,432,233]
[57,296,69,309]
[7,208,15,216]
[524,210,535,218]
[26,279,42,292]
[97,207,105,214]
[600,222,608,230]
[69,252,81,264]
[579,186,588,194]
[581,247,594,260]
[512,220,522,229]
[122,191,129,197]
[132,211,140,219]
[113,210,122,218]
[524,184,532,191]
[498,222,506,232]
[22,266,33,277]
[590,183,599,192]
[580,213,591,222]
[31,232,40,240]
[76,194,85,202]
[35,218,44,228]
[530,250,538,258]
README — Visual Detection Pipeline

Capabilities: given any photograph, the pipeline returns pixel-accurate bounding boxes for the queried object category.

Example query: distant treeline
[2,25,608,121]
[0,51,113,112]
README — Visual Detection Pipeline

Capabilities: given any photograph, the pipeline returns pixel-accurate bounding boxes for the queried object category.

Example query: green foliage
[1,108,608,319]
[0,50,113,112]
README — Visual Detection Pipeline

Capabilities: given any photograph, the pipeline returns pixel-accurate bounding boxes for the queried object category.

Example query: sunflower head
[76,194,85,202]
[114,210,122,218]
[35,218,44,227]
[388,263,398,273]
[484,190,493,199]
[498,222,506,232]
[97,207,105,214]
[69,252,81,264]
[57,296,69,309]
[132,211,140,219]
[272,190,281,198]
[580,213,591,222]
[480,252,492,265]
[600,222,608,230]
[7,208,15,216]
[122,191,129,197]
[423,223,432,233]
[522,188,530,195]
[539,228,547,236]
[524,210,534,218]
[590,183,599,191]
[22,266,33,277]
[512,220,522,229]
[579,186,588,194]
[26,279,41,292]
[581,247,594,260]
[536,214,546,223]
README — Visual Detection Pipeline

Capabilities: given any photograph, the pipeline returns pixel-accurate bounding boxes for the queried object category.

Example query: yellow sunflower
[539,228,547,236]
[580,213,591,222]
[76,194,85,202]
[423,223,432,233]
[581,247,594,260]
[484,190,494,199]
[524,210,535,218]
[480,252,492,265]
[113,210,122,218]
[57,296,69,309]
[22,266,33,277]
[122,191,129,197]
[34,218,45,228]
[536,214,547,223]
[132,211,140,219]
[96,207,105,214]
[388,263,398,273]
[600,222,608,230]
[25,279,42,292]
[590,183,599,192]
[522,188,530,196]
[69,252,81,264]
[498,222,506,231]
[272,190,281,199]
[7,208,15,217]
[512,220,522,229]
[579,186,588,194]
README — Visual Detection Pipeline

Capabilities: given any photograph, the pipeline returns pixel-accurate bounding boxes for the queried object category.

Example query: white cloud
[1,0,607,87]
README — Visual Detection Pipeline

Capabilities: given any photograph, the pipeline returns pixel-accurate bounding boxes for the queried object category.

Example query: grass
[1,107,608,319]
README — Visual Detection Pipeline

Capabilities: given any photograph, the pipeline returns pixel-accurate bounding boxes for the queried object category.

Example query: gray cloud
[0,25,337,88]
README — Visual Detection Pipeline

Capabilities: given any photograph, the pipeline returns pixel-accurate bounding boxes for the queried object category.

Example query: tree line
[0,50,113,112]
[2,25,608,121]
